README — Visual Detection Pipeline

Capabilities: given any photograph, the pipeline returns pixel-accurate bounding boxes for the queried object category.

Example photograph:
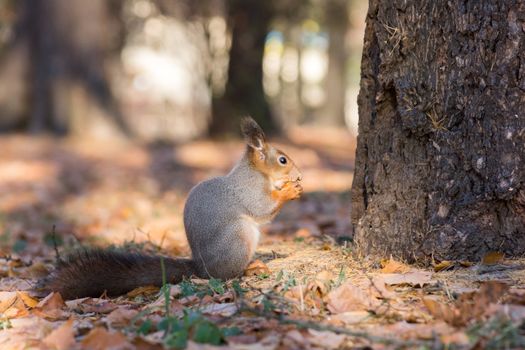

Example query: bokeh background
[0,0,366,139]
[0,0,367,257]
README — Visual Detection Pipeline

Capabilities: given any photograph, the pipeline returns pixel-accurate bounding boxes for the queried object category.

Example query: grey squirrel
[40,117,303,299]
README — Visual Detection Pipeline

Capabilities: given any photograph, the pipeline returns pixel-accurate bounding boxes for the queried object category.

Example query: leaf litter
[0,134,525,349]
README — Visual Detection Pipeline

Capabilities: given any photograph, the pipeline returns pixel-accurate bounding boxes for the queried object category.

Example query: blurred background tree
[0,0,366,140]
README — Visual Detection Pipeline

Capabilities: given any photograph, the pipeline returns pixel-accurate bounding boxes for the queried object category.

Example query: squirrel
[39,117,303,300]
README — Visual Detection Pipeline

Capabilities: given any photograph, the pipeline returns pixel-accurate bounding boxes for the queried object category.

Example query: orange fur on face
[248,145,302,185]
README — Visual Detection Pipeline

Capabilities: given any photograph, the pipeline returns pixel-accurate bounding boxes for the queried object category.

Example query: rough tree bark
[352,1,525,262]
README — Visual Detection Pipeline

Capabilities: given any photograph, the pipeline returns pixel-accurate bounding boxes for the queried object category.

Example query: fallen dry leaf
[375,270,433,287]
[328,310,371,325]
[440,331,470,346]
[422,296,458,324]
[18,291,38,308]
[200,302,238,317]
[325,281,381,313]
[424,280,510,326]
[3,294,29,318]
[307,329,345,349]
[76,298,119,314]
[295,228,314,238]
[81,327,133,350]
[132,337,165,350]
[0,291,18,313]
[307,270,335,297]
[484,303,525,323]
[244,259,271,276]
[284,284,324,313]
[127,285,159,298]
[105,308,140,328]
[33,292,69,320]
[434,260,455,272]
[377,321,454,341]
[42,318,76,350]
[482,251,505,265]
[380,258,411,273]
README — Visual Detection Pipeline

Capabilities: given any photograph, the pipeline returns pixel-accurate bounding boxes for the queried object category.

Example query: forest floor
[1,128,525,349]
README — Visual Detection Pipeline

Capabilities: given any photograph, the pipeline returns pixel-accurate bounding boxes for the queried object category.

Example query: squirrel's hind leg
[195,222,255,280]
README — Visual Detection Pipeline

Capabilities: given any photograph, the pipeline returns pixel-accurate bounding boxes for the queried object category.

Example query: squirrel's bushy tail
[38,250,196,300]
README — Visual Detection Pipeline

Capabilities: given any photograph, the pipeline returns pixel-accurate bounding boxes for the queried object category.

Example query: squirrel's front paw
[281,181,303,200]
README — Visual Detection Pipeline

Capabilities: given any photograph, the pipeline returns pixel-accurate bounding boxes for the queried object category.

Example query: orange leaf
[127,285,159,298]
[482,251,505,265]
[0,291,18,313]
[244,259,270,276]
[105,308,139,328]
[42,318,76,350]
[376,270,433,287]
[325,282,381,313]
[33,292,69,320]
[81,327,132,350]
[17,291,38,308]
[422,296,459,324]
[380,258,411,273]
[433,260,455,272]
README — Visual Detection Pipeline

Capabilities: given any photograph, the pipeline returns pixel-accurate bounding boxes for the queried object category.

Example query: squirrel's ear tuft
[241,116,266,151]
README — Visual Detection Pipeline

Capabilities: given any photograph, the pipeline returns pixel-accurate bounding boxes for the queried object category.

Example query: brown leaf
[380,258,411,273]
[127,285,159,298]
[307,329,345,349]
[33,292,69,320]
[295,228,313,238]
[132,337,165,350]
[81,327,133,350]
[482,251,505,265]
[0,291,18,313]
[200,302,238,317]
[307,270,334,297]
[328,311,371,325]
[325,282,381,313]
[378,321,454,341]
[422,296,458,324]
[434,260,455,272]
[37,292,66,309]
[440,331,470,346]
[105,308,139,328]
[3,294,29,318]
[42,318,76,350]
[425,281,510,326]
[284,281,325,314]
[17,291,38,308]
[376,270,433,287]
[77,298,119,314]
[244,259,270,276]
[484,303,525,323]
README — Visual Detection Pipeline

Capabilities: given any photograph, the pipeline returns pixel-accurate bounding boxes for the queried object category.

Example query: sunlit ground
[0,126,355,260]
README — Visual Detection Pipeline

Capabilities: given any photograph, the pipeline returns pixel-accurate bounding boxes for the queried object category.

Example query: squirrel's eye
[278,156,287,165]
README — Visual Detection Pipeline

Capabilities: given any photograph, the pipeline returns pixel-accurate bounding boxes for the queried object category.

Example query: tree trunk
[210,0,277,135]
[352,0,525,262]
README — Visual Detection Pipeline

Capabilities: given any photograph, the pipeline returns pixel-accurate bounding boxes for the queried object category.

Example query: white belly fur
[241,215,261,258]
